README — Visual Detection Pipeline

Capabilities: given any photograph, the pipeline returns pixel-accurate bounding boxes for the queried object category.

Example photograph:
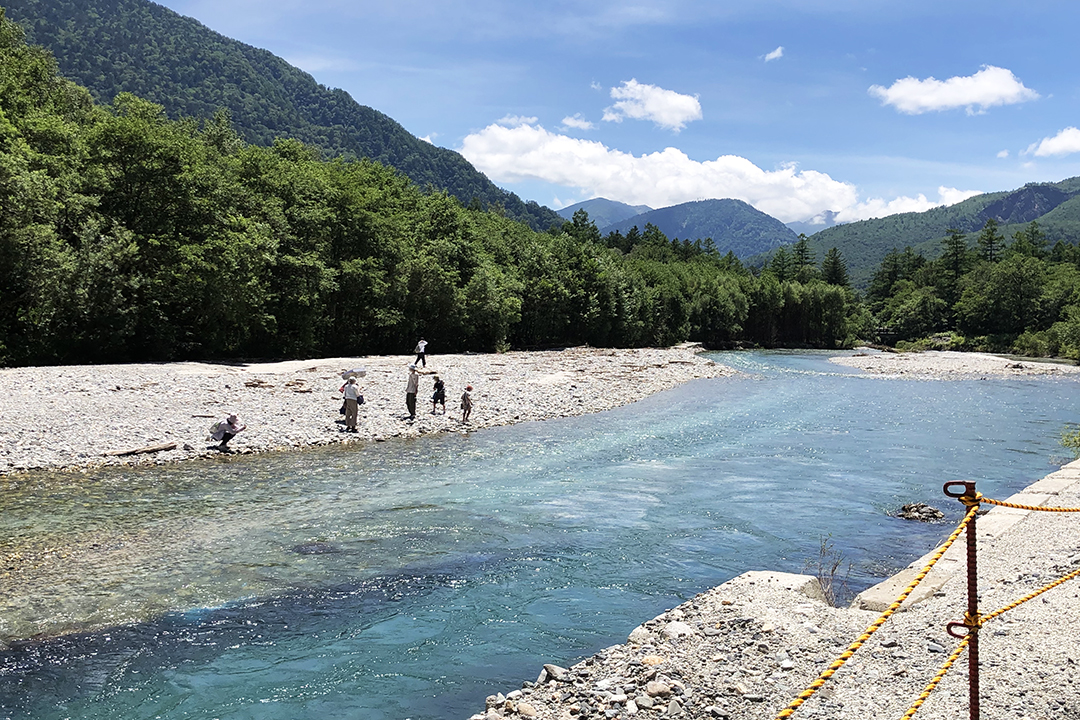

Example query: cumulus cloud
[602,79,702,131]
[997,149,1010,158]
[834,187,981,224]
[1026,127,1080,157]
[764,46,784,62]
[561,114,596,130]
[418,134,435,144]
[459,119,976,223]
[868,65,1039,115]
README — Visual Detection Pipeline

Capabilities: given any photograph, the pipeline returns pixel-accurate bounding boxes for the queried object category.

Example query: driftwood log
[104,442,178,457]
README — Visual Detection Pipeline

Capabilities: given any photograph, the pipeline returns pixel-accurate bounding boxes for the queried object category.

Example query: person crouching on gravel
[210,414,246,451]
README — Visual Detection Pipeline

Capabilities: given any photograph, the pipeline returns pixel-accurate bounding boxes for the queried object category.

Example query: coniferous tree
[769,247,792,282]
[821,247,849,287]
[977,218,1004,263]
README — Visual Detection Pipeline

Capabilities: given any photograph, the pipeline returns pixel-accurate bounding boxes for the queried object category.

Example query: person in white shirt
[341,377,363,431]
[414,338,428,367]
[210,414,246,450]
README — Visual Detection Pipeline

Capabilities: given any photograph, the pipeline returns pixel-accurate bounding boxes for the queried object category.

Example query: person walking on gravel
[431,375,446,414]
[405,364,433,420]
[414,338,428,367]
[460,385,473,423]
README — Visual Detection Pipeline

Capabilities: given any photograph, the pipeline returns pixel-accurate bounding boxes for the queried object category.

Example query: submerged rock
[895,503,944,522]
[291,541,341,554]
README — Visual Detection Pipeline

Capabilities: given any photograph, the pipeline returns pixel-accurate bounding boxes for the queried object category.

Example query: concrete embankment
[467,459,1080,720]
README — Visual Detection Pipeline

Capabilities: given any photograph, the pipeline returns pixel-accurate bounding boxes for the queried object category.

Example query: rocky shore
[466,462,1080,720]
[0,344,734,476]
[831,349,1080,380]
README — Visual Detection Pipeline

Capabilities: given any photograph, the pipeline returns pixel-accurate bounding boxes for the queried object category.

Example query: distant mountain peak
[557,198,653,228]
[601,198,798,259]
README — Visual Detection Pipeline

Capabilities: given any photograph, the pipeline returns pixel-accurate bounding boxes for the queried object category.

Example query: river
[2,350,1078,719]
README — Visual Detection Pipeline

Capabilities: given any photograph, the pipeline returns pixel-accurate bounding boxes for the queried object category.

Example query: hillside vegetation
[0,10,867,366]
[557,197,652,229]
[603,199,799,259]
[0,0,563,231]
[800,179,1080,287]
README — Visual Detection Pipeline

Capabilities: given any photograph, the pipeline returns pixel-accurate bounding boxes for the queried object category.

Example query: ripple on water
[3,351,1079,720]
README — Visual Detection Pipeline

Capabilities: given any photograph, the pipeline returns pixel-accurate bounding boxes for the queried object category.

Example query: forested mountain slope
[557,198,652,228]
[800,178,1080,288]
[603,199,800,259]
[0,0,563,231]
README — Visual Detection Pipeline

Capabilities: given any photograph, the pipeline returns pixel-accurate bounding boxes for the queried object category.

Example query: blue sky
[155,0,1080,224]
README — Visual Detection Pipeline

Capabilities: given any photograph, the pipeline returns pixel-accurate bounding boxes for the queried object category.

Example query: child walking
[431,375,446,414]
[460,385,473,423]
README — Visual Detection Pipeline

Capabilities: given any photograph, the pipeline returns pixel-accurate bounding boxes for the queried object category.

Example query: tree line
[6,8,1077,367]
[0,12,866,367]
[865,219,1080,360]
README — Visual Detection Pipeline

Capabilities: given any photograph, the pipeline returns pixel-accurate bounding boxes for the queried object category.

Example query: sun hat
[466,385,473,390]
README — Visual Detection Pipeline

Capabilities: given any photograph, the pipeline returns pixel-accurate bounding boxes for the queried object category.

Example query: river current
[2,351,1078,719]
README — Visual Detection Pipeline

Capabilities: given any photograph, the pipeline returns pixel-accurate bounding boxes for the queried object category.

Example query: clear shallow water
[2,350,1079,720]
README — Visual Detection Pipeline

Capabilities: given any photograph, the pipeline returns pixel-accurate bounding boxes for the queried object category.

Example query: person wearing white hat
[342,377,362,431]
[209,414,246,450]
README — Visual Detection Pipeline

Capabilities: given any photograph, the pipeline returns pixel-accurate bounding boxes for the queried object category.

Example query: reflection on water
[2,350,1079,719]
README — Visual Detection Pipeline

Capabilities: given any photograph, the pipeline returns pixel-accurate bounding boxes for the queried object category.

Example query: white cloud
[868,65,1039,115]
[418,134,435,144]
[497,114,539,127]
[460,120,976,223]
[1026,126,1080,157]
[561,113,596,130]
[834,187,981,224]
[996,149,1009,158]
[601,79,702,131]
[764,46,784,62]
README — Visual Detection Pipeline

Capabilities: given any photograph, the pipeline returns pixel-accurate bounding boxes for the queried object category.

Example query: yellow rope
[896,554,1080,718]
[981,566,1080,623]
[897,635,971,720]
[773,505,979,720]
[979,496,1080,512]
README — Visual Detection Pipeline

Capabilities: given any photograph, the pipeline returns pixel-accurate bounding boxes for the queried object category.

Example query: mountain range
[0,0,563,231]
[793,177,1080,287]
[598,199,799,258]
[557,198,653,228]
[4,0,1080,284]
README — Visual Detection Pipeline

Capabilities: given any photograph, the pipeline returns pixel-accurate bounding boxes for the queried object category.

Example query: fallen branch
[104,442,178,457]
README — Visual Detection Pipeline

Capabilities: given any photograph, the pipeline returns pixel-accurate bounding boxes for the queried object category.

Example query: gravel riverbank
[831,349,1080,380]
[0,344,734,476]
[466,459,1080,720]
[465,351,1080,720]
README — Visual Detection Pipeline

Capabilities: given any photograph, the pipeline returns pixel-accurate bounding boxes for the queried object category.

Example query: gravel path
[0,344,734,476]
[467,461,1080,720]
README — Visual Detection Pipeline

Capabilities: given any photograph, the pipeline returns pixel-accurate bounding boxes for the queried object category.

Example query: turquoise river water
[2,351,1079,720]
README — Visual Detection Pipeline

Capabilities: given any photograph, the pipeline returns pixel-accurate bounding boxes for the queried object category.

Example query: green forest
[0,11,865,366]
[0,0,564,232]
[2,10,1079,367]
[864,219,1080,358]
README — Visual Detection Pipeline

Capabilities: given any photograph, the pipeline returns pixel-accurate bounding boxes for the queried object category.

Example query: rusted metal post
[963,480,980,720]
[944,480,982,720]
